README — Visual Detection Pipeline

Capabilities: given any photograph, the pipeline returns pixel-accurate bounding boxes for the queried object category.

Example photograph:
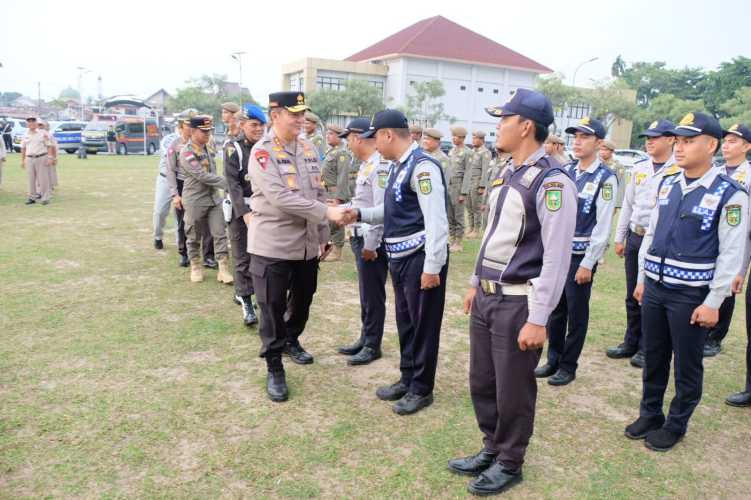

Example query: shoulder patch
[416,171,431,179]
[726,204,742,226]
[545,187,562,212]
[520,166,542,189]
[255,150,270,170]
[418,177,432,195]
[602,183,613,201]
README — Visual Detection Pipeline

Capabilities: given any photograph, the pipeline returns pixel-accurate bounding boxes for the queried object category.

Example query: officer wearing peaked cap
[608,119,679,367]
[627,112,748,452]
[421,128,450,171]
[303,111,325,160]
[448,88,577,495]
[535,116,617,387]
[321,123,353,262]
[704,123,751,358]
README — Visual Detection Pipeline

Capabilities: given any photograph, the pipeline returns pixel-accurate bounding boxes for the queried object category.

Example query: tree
[630,93,706,146]
[307,79,385,124]
[537,73,582,116]
[403,80,453,126]
[619,61,706,107]
[702,57,751,116]
[611,55,626,78]
[0,91,22,106]
[586,79,637,131]
[166,74,257,121]
[307,89,345,124]
[719,87,751,128]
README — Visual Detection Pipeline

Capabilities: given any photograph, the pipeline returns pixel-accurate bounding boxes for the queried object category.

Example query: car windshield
[84,122,112,132]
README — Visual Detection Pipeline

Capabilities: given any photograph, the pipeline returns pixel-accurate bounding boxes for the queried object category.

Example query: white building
[282,16,552,141]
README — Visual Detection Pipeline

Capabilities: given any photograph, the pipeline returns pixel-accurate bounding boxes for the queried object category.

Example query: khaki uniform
[447,145,471,242]
[604,158,627,209]
[306,132,325,160]
[426,147,450,172]
[322,143,352,248]
[178,139,228,261]
[481,153,510,227]
[21,128,53,202]
[467,145,492,231]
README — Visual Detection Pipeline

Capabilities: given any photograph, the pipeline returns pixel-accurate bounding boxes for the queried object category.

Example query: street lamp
[572,57,599,88]
[76,66,91,120]
[230,52,246,97]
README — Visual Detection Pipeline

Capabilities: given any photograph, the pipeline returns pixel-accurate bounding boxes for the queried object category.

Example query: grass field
[1,152,750,499]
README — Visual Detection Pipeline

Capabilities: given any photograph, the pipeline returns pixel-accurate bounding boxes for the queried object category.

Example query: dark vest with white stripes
[645,172,743,288]
[383,146,446,259]
[566,161,614,254]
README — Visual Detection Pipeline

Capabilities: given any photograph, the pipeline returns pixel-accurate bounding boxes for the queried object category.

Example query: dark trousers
[470,289,541,471]
[623,230,644,350]
[547,254,595,374]
[640,279,707,435]
[229,216,253,296]
[350,236,388,349]
[250,255,319,360]
[176,179,213,260]
[3,134,11,151]
[745,286,751,392]
[390,250,448,396]
[706,295,736,344]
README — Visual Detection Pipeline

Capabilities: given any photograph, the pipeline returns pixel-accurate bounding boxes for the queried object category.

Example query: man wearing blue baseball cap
[704,123,751,358]
[535,117,618,386]
[448,88,577,495]
[224,105,267,327]
[608,119,679,368]
[348,108,450,416]
[628,112,748,451]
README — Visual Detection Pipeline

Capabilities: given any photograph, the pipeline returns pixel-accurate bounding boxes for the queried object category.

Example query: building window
[369,81,384,91]
[288,73,304,92]
[460,85,466,91]
[316,75,346,91]
[478,87,484,92]
[409,80,416,85]
[567,103,590,119]
[493,89,499,94]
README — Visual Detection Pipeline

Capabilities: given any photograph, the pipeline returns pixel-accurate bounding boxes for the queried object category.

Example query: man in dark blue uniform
[348,109,450,415]
[627,112,748,451]
[448,89,577,496]
[535,117,617,386]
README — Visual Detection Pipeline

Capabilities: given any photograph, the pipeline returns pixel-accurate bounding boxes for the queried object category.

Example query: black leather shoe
[393,392,433,415]
[630,351,645,368]
[726,391,751,407]
[25,198,36,205]
[241,295,258,327]
[548,369,575,386]
[534,363,557,378]
[624,415,665,440]
[606,343,638,359]
[267,371,288,402]
[448,450,497,476]
[376,382,408,401]
[644,428,683,452]
[283,343,314,364]
[703,341,721,358]
[337,339,364,355]
[178,254,189,267]
[467,463,522,496]
[154,239,164,250]
[348,346,381,366]
[203,257,218,269]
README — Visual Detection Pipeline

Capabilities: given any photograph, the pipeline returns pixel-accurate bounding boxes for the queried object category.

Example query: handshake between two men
[325,206,359,226]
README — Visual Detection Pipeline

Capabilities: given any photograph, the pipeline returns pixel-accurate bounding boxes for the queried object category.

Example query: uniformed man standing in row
[221,102,241,145]
[336,118,391,365]
[466,131,492,236]
[409,124,423,144]
[447,127,471,252]
[543,134,569,166]
[600,139,626,217]
[303,111,325,160]
[704,123,751,358]
[20,116,55,205]
[178,116,233,284]
[448,89,577,496]
[152,120,180,250]
[224,105,267,327]
[480,148,510,228]
[627,112,747,452]
[422,128,450,170]
[349,109,450,416]
[247,91,348,402]
[321,124,352,262]
[536,117,617,386]
[607,120,678,368]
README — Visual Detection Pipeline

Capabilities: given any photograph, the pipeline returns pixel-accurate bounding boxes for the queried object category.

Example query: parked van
[114,118,160,155]
[53,121,87,154]
[81,121,112,154]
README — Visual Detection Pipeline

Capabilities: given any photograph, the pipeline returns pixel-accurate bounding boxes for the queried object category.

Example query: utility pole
[231,52,246,97]
[37,82,41,115]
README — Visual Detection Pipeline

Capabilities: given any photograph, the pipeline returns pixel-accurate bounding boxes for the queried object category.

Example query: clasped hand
[326,206,358,226]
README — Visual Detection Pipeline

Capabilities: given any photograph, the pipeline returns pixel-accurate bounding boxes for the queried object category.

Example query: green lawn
[1,153,750,498]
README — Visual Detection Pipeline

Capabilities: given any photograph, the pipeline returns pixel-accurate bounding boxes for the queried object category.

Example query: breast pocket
[278,164,300,191]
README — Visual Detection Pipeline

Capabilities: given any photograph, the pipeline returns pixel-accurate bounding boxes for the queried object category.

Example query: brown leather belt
[27,153,47,158]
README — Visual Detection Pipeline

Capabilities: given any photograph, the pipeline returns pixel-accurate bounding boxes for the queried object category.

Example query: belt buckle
[480,280,496,294]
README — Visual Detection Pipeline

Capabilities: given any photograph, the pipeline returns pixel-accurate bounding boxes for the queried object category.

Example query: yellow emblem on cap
[650,121,658,129]
[580,117,591,126]
[730,124,740,132]
[504,90,516,104]
[679,113,695,126]
[297,94,304,104]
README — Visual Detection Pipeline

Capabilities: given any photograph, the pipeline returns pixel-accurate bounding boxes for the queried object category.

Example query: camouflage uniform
[466,142,492,233]
[322,142,352,248]
[447,134,471,246]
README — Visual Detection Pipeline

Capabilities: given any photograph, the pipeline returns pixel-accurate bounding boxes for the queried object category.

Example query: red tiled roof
[346,16,552,73]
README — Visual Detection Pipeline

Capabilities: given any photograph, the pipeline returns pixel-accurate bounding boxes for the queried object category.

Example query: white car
[5,118,29,152]
[614,149,649,168]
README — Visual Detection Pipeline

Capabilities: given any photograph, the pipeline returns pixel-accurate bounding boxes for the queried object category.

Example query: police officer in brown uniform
[422,128,450,171]
[20,117,55,205]
[544,134,570,165]
[221,102,241,143]
[224,105,268,327]
[303,111,325,160]
[467,131,492,235]
[178,116,233,284]
[321,123,352,262]
[247,91,347,402]
[447,126,471,251]
[449,89,577,496]
[410,125,423,143]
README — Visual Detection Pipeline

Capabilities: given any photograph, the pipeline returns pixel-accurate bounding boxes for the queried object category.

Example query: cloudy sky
[1,0,747,104]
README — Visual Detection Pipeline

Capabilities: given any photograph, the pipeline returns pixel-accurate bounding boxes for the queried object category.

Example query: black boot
[266,357,288,402]
[241,295,258,327]
[448,449,497,476]
[154,239,164,250]
[178,253,189,267]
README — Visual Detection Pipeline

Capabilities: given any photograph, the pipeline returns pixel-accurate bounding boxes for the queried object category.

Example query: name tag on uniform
[699,194,720,211]
[579,181,597,199]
